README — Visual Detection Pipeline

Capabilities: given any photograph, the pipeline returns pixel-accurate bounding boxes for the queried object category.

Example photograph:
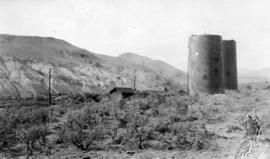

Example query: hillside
[118,52,185,83]
[0,34,186,98]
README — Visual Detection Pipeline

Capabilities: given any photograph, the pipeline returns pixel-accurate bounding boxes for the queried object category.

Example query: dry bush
[55,92,214,152]
[14,107,49,125]
[0,110,17,151]
[0,107,50,155]
[123,111,154,149]
[118,94,197,150]
[246,85,252,90]
[164,96,189,115]
[225,125,243,133]
[58,107,106,150]
[153,118,171,134]
[117,94,191,148]
[62,125,105,150]
[198,104,227,122]
[71,93,101,104]
[188,94,228,123]
[113,98,158,149]
[143,119,211,151]
[265,85,270,89]
[171,122,209,151]
[17,125,50,156]
[51,105,67,117]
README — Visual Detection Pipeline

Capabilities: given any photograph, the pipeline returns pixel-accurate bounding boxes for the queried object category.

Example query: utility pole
[187,44,191,106]
[178,80,181,92]
[48,68,52,105]
[133,68,136,90]
[187,48,190,94]
[133,74,136,90]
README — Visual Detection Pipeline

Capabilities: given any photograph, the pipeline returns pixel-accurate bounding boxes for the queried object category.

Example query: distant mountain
[0,34,186,98]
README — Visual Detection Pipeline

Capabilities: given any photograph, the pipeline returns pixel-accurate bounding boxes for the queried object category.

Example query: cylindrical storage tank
[222,40,238,90]
[188,34,224,95]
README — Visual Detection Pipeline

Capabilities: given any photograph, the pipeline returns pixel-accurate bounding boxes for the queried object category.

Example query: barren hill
[0,34,186,98]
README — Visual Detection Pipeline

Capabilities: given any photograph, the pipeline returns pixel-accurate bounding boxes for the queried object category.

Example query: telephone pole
[133,74,136,90]
[187,48,190,94]
[48,68,52,105]
[133,68,136,90]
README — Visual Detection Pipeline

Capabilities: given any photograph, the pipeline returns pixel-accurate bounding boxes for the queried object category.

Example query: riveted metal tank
[188,34,224,95]
[222,40,238,90]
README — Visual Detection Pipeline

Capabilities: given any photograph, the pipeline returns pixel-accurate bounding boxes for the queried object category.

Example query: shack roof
[109,87,134,94]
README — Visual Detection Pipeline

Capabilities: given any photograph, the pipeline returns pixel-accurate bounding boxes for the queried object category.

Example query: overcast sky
[0,0,270,71]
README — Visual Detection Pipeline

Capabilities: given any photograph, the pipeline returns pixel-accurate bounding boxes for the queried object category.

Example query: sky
[0,0,270,71]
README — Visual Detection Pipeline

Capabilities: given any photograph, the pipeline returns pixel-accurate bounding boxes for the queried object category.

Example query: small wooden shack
[109,87,134,99]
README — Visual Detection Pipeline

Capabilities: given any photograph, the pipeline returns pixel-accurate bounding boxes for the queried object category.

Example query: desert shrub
[255,98,260,102]
[110,128,127,145]
[112,93,197,150]
[179,89,187,95]
[108,125,118,144]
[59,107,106,150]
[169,113,187,122]
[225,125,243,133]
[124,93,188,117]
[246,85,252,90]
[155,120,170,134]
[72,93,101,104]
[170,122,209,151]
[241,112,263,138]
[187,94,228,123]
[152,95,189,116]
[84,93,101,102]
[117,111,130,128]
[0,107,50,155]
[69,130,95,150]
[265,85,270,89]
[72,94,85,103]
[53,91,218,151]
[0,126,17,151]
[1,106,49,126]
[14,107,49,126]
[198,105,226,122]
[17,125,50,156]
[139,102,151,111]
[61,125,105,150]
[135,117,210,151]
[51,105,67,117]
[0,110,17,151]
[122,110,154,149]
